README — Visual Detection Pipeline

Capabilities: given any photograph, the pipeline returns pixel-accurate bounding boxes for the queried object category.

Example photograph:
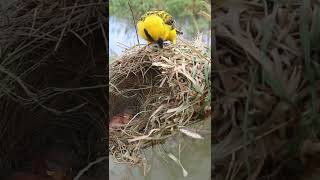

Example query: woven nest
[109,35,211,165]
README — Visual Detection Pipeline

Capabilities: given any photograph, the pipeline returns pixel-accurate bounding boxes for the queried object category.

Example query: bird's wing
[157,11,183,34]
[141,11,175,28]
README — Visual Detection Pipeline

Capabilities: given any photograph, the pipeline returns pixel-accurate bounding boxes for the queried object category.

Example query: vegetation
[213,0,320,179]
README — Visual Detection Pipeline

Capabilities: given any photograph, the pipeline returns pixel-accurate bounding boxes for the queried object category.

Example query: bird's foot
[147,44,161,51]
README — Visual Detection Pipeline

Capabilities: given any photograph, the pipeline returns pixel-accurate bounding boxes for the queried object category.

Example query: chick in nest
[109,107,137,129]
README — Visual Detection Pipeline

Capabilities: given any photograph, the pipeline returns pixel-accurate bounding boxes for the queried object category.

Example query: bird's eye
[167,19,174,25]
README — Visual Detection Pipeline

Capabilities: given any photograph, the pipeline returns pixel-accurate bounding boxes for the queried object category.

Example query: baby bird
[137,10,182,48]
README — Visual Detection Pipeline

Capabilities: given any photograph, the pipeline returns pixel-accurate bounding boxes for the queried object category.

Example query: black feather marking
[144,29,154,42]
[156,38,164,48]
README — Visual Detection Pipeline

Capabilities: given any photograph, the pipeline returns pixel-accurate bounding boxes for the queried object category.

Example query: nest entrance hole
[109,66,169,128]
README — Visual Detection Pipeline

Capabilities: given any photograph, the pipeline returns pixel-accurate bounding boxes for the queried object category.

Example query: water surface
[109,120,211,180]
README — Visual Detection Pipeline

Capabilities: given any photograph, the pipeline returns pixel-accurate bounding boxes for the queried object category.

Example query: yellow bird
[137,10,182,48]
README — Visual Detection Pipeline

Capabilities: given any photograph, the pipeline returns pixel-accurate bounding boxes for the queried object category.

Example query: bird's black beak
[156,38,164,48]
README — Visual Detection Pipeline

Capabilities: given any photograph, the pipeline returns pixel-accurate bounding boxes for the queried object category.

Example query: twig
[73,156,108,180]
[124,110,151,130]
[0,65,35,97]
[99,16,108,53]
[29,7,38,37]
[128,1,140,45]
[60,2,108,10]
[55,0,78,51]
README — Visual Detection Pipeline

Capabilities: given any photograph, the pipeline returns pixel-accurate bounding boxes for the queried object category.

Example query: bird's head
[140,15,166,46]
[156,38,164,48]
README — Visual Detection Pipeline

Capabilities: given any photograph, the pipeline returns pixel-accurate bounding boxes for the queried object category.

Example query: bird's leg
[144,42,153,51]
[151,44,161,51]
[146,42,161,51]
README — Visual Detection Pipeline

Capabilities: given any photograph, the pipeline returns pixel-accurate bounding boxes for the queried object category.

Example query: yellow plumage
[141,11,176,29]
[137,11,182,48]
